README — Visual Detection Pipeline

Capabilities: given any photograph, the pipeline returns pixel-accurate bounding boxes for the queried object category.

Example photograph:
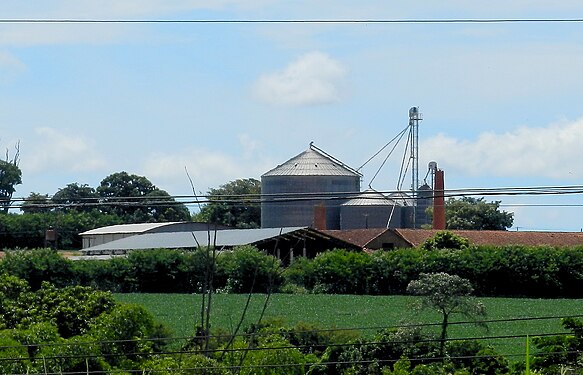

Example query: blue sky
[1,1,582,231]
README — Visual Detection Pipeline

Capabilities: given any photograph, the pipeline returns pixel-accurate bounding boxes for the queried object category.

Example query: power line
[1,18,583,24]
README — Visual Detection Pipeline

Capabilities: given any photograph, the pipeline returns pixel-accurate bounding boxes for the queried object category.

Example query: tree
[421,231,470,251]
[406,272,486,358]
[96,171,190,223]
[0,142,22,214]
[52,183,99,212]
[195,178,261,228]
[20,193,51,214]
[445,197,513,230]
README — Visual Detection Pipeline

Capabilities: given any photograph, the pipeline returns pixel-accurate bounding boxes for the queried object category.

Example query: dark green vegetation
[1,172,190,249]
[1,242,582,297]
[0,275,171,374]
[193,178,262,229]
[444,197,514,230]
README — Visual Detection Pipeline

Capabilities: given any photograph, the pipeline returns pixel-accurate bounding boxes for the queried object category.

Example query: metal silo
[261,143,361,229]
[388,191,414,228]
[340,188,401,229]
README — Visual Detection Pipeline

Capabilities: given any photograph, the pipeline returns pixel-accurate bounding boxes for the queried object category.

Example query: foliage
[0,152,22,214]
[220,245,283,293]
[0,210,122,249]
[97,171,191,223]
[88,303,169,368]
[335,326,440,375]
[0,274,116,337]
[0,249,75,289]
[444,197,513,230]
[221,327,314,375]
[140,354,227,374]
[421,231,470,251]
[407,273,487,357]
[125,249,194,293]
[20,192,51,214]
[195,178,261,229]
[532,317,583,374]
[52,182,100,212]
[309,249,373,294]
[0,275,175,373]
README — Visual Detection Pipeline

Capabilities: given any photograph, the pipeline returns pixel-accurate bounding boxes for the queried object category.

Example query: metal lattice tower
[409,107,422,200]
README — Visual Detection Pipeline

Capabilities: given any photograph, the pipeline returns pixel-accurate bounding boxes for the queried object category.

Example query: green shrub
[219,245,283,293]
[0,249,75,289]
[421,231,470,251]
[310,249,373,294]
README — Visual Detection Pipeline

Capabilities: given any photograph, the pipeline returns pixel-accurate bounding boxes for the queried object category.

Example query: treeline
[1,244,581,297]
[1,172,192,249]
[0,211,122,249]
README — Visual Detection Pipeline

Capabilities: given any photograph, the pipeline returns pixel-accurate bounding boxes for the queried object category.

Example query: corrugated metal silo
[415,183,433,228]
[340,188,401,229]
[261,143,361,229]
[388,192,414,228]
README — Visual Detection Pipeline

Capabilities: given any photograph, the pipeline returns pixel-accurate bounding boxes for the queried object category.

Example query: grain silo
[340,188,401,229]
[261,143,361,229]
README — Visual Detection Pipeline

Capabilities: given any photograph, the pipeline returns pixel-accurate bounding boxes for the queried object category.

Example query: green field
[115,293,582,359]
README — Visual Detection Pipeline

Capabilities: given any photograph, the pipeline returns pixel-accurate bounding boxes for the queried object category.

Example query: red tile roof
[395,229,583,248]
[321,228,388,248]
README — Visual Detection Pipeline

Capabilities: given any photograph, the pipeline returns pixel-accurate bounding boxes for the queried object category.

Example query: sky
[0,1,582,231]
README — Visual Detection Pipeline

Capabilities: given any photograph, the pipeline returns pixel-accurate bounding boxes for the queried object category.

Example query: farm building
[260,143,432,230]
[80,226,359,262]
[79,222,229,249]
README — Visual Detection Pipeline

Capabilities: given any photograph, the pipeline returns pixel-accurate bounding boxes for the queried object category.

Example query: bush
[126,249,193,293]
[310,249,373,294]
[0,249,75,289]
[219,245,283,293]
[421,231,470,251]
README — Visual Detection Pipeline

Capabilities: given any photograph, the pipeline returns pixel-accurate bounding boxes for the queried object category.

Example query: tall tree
[97,171,190,223]
[445,197,513,230]
[20,192,51,214]
[195,178,261,229]
[52,183,99,212]
[407,272,486,358]
[0,142,22,214]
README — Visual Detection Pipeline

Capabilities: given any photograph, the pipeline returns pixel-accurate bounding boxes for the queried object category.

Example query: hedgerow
[1,239,581,297]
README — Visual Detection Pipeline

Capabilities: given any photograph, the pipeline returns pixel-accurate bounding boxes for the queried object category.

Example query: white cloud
[0,52,25,71]
[142,147,273,194]
[253,51,348,106]
[421,118,583,179]
[23,127,107,173]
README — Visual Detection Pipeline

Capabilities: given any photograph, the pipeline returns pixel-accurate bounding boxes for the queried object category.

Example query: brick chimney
[433,169,446,230]
[313,203,327,230]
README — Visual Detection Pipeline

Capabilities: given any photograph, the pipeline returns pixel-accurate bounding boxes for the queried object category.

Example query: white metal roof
[81,227,306,253]
[262,143,361,177]
[80,222,183,236]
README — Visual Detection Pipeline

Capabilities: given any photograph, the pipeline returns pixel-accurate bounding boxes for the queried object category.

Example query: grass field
[115,293,582,360]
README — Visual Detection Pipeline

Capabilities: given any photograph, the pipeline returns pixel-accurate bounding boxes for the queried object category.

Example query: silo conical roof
[342,188,396,206]
[262,143,362,177]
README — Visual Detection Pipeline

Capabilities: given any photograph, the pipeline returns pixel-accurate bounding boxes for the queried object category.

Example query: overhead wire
[1,18,583,24]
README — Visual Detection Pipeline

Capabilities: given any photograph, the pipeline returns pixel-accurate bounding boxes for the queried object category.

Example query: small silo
[388,191,415,228]
[340,188,401,229]
[415,183,433,228]
[261,143,361,229]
